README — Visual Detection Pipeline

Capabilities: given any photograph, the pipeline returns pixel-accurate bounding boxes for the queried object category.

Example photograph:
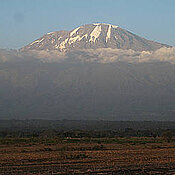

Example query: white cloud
[1,47,175,64]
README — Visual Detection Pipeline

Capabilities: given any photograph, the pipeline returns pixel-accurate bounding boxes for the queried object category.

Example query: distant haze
[1,49,175,120]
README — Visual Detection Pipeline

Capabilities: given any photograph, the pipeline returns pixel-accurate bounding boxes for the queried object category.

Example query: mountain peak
[93,23,118,27]
[21,23,169,52]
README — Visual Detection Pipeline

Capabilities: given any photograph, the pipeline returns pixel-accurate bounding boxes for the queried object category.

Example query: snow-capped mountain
[21,23,169,52]
[0,24,175,121]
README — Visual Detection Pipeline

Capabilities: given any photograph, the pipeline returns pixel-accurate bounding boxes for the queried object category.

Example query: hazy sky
[0,0,174,49]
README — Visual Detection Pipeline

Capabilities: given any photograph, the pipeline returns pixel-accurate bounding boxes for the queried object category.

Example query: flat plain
[0,137,175,174]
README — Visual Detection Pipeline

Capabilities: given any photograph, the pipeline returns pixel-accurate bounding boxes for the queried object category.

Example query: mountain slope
[21,23,169,52]
[0,61,175,120]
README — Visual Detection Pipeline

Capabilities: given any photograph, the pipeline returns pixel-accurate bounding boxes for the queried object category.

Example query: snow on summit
[89,25,102,43]
[70,27,81,37]
[21,23,169,52]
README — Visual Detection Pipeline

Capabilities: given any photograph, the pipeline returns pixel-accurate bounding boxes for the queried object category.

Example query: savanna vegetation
[0,121,175,174]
